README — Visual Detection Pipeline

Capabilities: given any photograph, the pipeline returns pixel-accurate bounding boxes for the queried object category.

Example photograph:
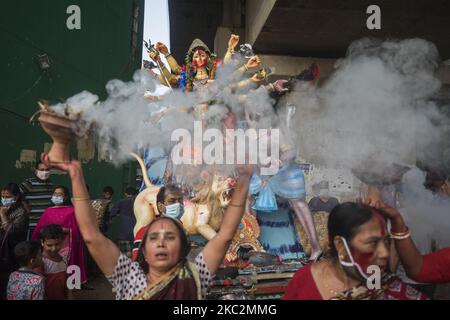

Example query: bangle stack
[390,226,410,240]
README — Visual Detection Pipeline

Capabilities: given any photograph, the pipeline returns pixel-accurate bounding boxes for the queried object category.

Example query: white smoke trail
[280,38,450,243]
[47,53,279,175]
[288,38,444,174]
[400,168,450,253]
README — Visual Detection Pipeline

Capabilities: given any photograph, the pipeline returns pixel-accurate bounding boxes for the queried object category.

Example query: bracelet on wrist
[228,203,245,208]
[390,232,411,240]
[390,226,409,237]
[72,196,91,202]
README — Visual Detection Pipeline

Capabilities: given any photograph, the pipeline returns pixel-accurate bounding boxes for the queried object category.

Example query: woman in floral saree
[40,152,252,300]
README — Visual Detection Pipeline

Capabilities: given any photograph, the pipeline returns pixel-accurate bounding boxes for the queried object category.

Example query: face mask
[1,197,16,206]
[338,236,369,282]
[51,195,64,205]
[164,202,184,220]
[36,170,50,181]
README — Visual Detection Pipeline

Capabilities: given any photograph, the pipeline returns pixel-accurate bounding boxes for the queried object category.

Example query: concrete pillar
[245,0,277,46]
[222,0,243,27]
[214,0,245,59]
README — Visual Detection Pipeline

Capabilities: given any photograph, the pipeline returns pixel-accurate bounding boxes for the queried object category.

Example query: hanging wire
[0,107,29,121]
[0,73,44,122]
[1,73,43,105]
[0,25,102,83]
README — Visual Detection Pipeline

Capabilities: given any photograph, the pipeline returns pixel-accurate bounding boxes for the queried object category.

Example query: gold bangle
[390,232,411,240]
[229,203,245,207]
[390,226,409,237]
[72,197,91,202]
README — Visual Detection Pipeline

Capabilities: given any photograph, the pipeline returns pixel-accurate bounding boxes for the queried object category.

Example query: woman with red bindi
[283,202,428,300]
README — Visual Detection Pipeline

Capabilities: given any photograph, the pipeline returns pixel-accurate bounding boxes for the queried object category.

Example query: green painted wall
[0,0,144,202]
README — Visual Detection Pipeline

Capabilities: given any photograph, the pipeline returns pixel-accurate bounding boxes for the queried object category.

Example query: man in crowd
[308,180,339,213]
[108,187,138,258]
[19,162,54,238]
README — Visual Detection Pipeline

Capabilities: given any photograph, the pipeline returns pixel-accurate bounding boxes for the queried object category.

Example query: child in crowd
[39,224,69,299]
[7,241,45,300]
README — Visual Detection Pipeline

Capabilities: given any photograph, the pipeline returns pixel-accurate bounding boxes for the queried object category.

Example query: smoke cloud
[47,54,279,173]
[47,38,450,241]
[400,168,450,251]
[288,38,445,174]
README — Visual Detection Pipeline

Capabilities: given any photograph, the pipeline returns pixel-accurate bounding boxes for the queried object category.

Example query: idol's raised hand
[155,42,169,55]
[228,34,240,50]
[246,56,261,69]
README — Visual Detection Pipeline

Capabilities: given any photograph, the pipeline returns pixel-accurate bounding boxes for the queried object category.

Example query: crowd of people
[1,153,450,300]
[1,33,450,301]
[0,162,139,299]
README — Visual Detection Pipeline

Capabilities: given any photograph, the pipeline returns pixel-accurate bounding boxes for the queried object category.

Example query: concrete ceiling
[253,0,450,59]
[168,0,223,64]
[169,0,450,60]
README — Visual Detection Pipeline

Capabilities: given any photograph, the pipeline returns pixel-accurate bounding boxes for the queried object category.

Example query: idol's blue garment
[250,163,306,212]
[250,163,307,260]
[256,203,305,260]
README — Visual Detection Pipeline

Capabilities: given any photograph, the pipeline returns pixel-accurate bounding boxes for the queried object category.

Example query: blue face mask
[1,197,16,206]
[51,195,64,205]
[164,202,184,220]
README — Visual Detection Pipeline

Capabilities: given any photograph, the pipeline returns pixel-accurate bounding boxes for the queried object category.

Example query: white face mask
[164,202,184,220]
[36,170,50,181]
[338,236,369,281]
[1,197,16,206]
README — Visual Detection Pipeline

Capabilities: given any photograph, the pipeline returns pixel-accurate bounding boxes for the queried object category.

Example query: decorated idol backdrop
[37,35,450,264]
